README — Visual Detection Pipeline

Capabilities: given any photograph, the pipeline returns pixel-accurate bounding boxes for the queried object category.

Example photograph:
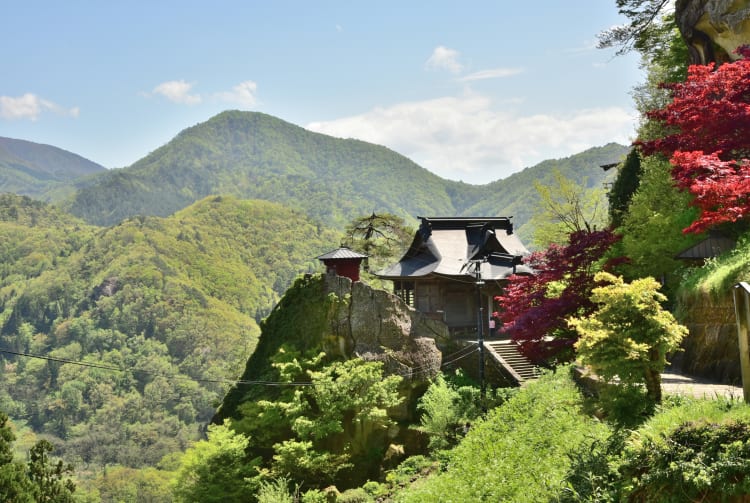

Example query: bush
[257,476,298,503]
[301,489,328,503]
[337,487,373,503]
[416,373,515,451]
[620,419,750,501]
[563,396,750,501]
[396,367,610,502]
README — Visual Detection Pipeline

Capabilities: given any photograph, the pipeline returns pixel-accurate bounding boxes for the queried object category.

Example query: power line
[0,349,313,387]
[0,344,481,389]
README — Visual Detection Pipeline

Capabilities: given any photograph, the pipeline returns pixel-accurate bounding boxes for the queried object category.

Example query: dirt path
[661,372,744,400]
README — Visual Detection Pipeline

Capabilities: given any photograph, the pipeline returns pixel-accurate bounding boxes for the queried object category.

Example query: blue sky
[1,1,643,184]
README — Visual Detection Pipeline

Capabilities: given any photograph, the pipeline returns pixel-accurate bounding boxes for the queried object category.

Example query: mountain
[64,111,460,227]
[0,137,105,199]
[58,111,627,233]
[0,193,339,468]
[465,144,629,243]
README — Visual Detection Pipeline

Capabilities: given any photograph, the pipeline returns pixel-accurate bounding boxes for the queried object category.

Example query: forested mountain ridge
[55,110,626,232]
[467,143,628,241]
[0,193,339,468]
[0,136,105,199]
[64,111,459,227]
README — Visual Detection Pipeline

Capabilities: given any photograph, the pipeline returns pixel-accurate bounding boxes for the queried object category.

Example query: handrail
[732,282,750,403]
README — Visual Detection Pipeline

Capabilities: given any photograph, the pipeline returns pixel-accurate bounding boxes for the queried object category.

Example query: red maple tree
[639,46,750,233]
[494,229,621,363]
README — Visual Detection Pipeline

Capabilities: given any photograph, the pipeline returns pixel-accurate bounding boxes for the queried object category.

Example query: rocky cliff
[677,0,750,63]
[212,272,448,486]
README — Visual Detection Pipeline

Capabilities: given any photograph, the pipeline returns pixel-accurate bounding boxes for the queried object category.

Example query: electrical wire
[0,348,313,387]
[1,342,481,388]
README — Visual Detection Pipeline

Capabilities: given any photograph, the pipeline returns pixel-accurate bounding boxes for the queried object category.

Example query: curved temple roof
[377,217,532,280]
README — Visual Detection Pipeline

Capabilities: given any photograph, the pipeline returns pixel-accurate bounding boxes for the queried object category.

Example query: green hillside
[65,111,458,227]
[59,110,626,234]
[465,143,628,243]
[0,194,339,468]
[0,136,105,199]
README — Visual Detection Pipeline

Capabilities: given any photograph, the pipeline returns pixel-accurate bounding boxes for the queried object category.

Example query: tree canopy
[639,48,750,233]
[495,229,621,362]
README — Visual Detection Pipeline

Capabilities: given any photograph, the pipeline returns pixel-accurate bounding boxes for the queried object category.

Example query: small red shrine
[316,247,368,282]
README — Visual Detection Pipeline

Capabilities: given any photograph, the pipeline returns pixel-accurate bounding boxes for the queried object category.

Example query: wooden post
[732,282,750,403]
[474,261,486,399]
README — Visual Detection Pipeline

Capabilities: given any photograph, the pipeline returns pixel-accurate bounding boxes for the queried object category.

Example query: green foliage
[570,272,687,405]
[172,421,259,503]
[301,489,328,503]
[262,356,402,487]
[0,412,35,503]
[677,232,750,308]
[337,487,373,503]
[27,439,76,502]
[607,148,641,228]
[415,373,514,452]
[613,155,699,300]
[90,465,173,503]
[415,374,462,451]
[396,367,610,502]
[563,398,750,501]
[0,195,341,487]
[191,352,404,495]
[384,455,437,491]
[530,168,608,248]
[622,419,750,501]
[257,476,298,503]
[0,411,76,502]
[561,430,628,503]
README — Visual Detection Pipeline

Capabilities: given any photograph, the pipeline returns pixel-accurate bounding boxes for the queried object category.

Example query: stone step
[484,341,540,384]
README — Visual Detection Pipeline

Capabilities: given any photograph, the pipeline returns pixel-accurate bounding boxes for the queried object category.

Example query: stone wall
[678,292,741,384]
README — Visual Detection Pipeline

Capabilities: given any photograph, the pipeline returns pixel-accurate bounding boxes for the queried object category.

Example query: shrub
[620,419,750,501]
[396,367,610,502]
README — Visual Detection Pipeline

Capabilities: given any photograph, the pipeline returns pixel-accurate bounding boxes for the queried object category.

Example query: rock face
[325,274,445,373]
[677,0,750,63]
[324,273,447,420]
[678,292,741,384]
[213,273,448,487]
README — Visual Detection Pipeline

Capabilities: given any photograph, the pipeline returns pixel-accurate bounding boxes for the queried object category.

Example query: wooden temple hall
[377,217,532,337]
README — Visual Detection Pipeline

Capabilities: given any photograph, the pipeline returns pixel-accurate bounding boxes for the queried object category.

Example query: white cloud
[307,93,636,184]
[425,45,463,74]
[0,93,79,121]
[216,80,258,108]
[152,80,202,105]
[459,67,524,82]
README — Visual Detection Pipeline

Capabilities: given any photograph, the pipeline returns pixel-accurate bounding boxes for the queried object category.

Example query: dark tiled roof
[377,217,532,280]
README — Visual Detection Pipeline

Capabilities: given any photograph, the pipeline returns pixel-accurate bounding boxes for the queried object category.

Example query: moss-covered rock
[214,272,446,423]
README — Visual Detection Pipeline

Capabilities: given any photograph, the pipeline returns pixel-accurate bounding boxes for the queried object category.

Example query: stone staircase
[485,340,540,384]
